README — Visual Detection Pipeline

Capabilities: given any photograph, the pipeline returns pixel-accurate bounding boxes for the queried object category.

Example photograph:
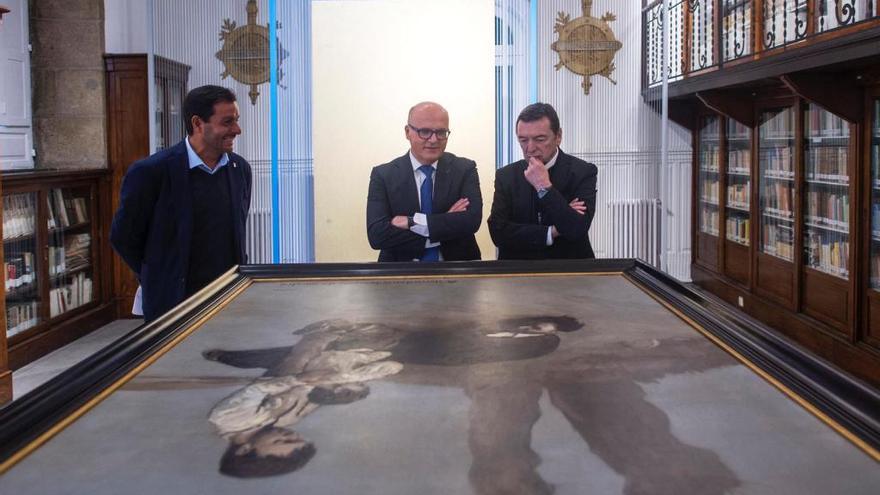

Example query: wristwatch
[537,186,551,199]
[407,216,415,228]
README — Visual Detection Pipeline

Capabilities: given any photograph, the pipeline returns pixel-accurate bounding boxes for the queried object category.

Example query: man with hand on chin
[488,102,597,259]
[367,101,482,262]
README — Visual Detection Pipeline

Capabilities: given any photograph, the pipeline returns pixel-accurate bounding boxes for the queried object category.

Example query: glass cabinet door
[871,99,880,291]
[726,119,751,245]
[47,186,94,318]
[803,104,850,278]
[698,115,721,237]
[758,107,795,261]
[3,192,41,338]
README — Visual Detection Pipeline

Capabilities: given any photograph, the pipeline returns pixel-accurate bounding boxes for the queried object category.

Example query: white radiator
[607,199,662,267]
[245,208,273,264]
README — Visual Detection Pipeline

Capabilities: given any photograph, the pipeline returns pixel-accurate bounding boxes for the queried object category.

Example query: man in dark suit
[111,85,252,322]
[367,101,482,261]
[488,103,597,259]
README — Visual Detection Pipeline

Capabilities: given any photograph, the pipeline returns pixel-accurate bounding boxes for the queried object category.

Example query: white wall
[312,0,495,262]
[104,0,149,54]
[535,0,692,279]
[0,0,33,169]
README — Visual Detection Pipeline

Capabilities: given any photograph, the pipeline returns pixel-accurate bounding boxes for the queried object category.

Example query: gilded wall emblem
[551,0,623,95]
[216,0,288,105]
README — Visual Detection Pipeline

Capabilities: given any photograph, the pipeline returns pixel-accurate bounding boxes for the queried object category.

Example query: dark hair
[516,102,561,135]
[498,315,583,333]
[219,430,316,478]
[183,85,237,135]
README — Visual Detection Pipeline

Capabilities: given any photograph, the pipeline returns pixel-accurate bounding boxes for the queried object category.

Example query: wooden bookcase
[864,88,880,347]
[0,170,115,380]
[694,112,722,270]
[691,77,880,386]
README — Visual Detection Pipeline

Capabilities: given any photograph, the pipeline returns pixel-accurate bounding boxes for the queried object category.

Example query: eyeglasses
[407,124,451,141]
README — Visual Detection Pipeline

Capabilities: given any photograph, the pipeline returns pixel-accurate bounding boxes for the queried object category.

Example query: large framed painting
[1,260,878,493]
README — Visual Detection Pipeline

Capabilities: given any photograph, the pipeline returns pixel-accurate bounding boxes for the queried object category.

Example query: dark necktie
[418,165,440,261]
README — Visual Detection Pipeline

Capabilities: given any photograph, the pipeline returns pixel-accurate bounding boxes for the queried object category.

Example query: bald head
[405,101,451,165]
[408,101,448,122]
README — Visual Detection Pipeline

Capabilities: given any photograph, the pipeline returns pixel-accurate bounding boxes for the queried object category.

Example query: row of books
[699,149,720,169]
[49,273,93,318]
[728,149,750,170]
[805,146,849,181]
[805,235,849,279]
[763,224,794,261]
[47,189,89,229]
[763,182,793,213]
[805,191,849,230]
[728,183,749,207]
[3,194,36,240]
[7,301,38,338]
[5,252,35,291]
[700,208,719,236]
[63,233,91,272]
[760,146,794,173]
[760,110,794,139]
[701,180,719,204]
[726,217,750,246]
[806,107,849,138]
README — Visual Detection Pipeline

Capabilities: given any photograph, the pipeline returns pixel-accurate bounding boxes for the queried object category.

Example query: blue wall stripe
[269,0,280,263]
[529,0,538,103]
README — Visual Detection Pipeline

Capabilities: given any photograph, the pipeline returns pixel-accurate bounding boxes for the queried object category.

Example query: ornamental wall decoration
[551,0,623,95]
[216,0,289,105]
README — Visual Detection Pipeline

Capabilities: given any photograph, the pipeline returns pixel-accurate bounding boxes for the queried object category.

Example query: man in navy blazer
[489,103,597,259]
[367,102,482,262]
[111,85,252,322]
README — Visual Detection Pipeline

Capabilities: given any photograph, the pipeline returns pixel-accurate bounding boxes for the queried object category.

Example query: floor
[10,318,143,400]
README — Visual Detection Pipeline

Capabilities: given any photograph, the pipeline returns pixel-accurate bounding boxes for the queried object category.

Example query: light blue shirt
[185,137,230,174]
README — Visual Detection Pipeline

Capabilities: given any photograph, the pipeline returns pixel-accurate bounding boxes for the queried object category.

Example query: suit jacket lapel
[226,155,244,262]
[394,153,421,213]
[432,153,453,211]
[167,140,193,264]
[549,149,571,188]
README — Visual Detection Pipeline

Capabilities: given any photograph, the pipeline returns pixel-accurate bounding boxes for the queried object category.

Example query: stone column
[29,0,106,170]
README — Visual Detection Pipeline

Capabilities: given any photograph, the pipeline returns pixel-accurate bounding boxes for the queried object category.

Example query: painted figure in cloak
[201,316,740,494]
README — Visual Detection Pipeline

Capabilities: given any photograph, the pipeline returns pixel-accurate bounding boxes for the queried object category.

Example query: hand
[524,156,551,191]
[447,198,469,213]
[569,198,586,215]
[391,215,409,229]
[550,226,560,238]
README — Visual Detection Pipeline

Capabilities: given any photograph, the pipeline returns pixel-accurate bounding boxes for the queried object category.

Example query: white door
[0,0,34,169]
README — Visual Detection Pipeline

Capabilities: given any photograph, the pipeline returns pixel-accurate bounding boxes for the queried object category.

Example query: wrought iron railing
[643,0,880,88]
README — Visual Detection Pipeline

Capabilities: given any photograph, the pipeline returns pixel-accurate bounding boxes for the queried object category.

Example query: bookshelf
[726,119,751,246]
[3,192,40,340]
[803,104,850,279]
[758,107,795,262]
[871,98,880,292]
[0,170,114,374]
[699,115,721,236]
[695,114,722,270]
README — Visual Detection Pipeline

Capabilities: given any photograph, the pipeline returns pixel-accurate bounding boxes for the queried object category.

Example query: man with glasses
[367,101,482,261]
[488,102,597,259]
